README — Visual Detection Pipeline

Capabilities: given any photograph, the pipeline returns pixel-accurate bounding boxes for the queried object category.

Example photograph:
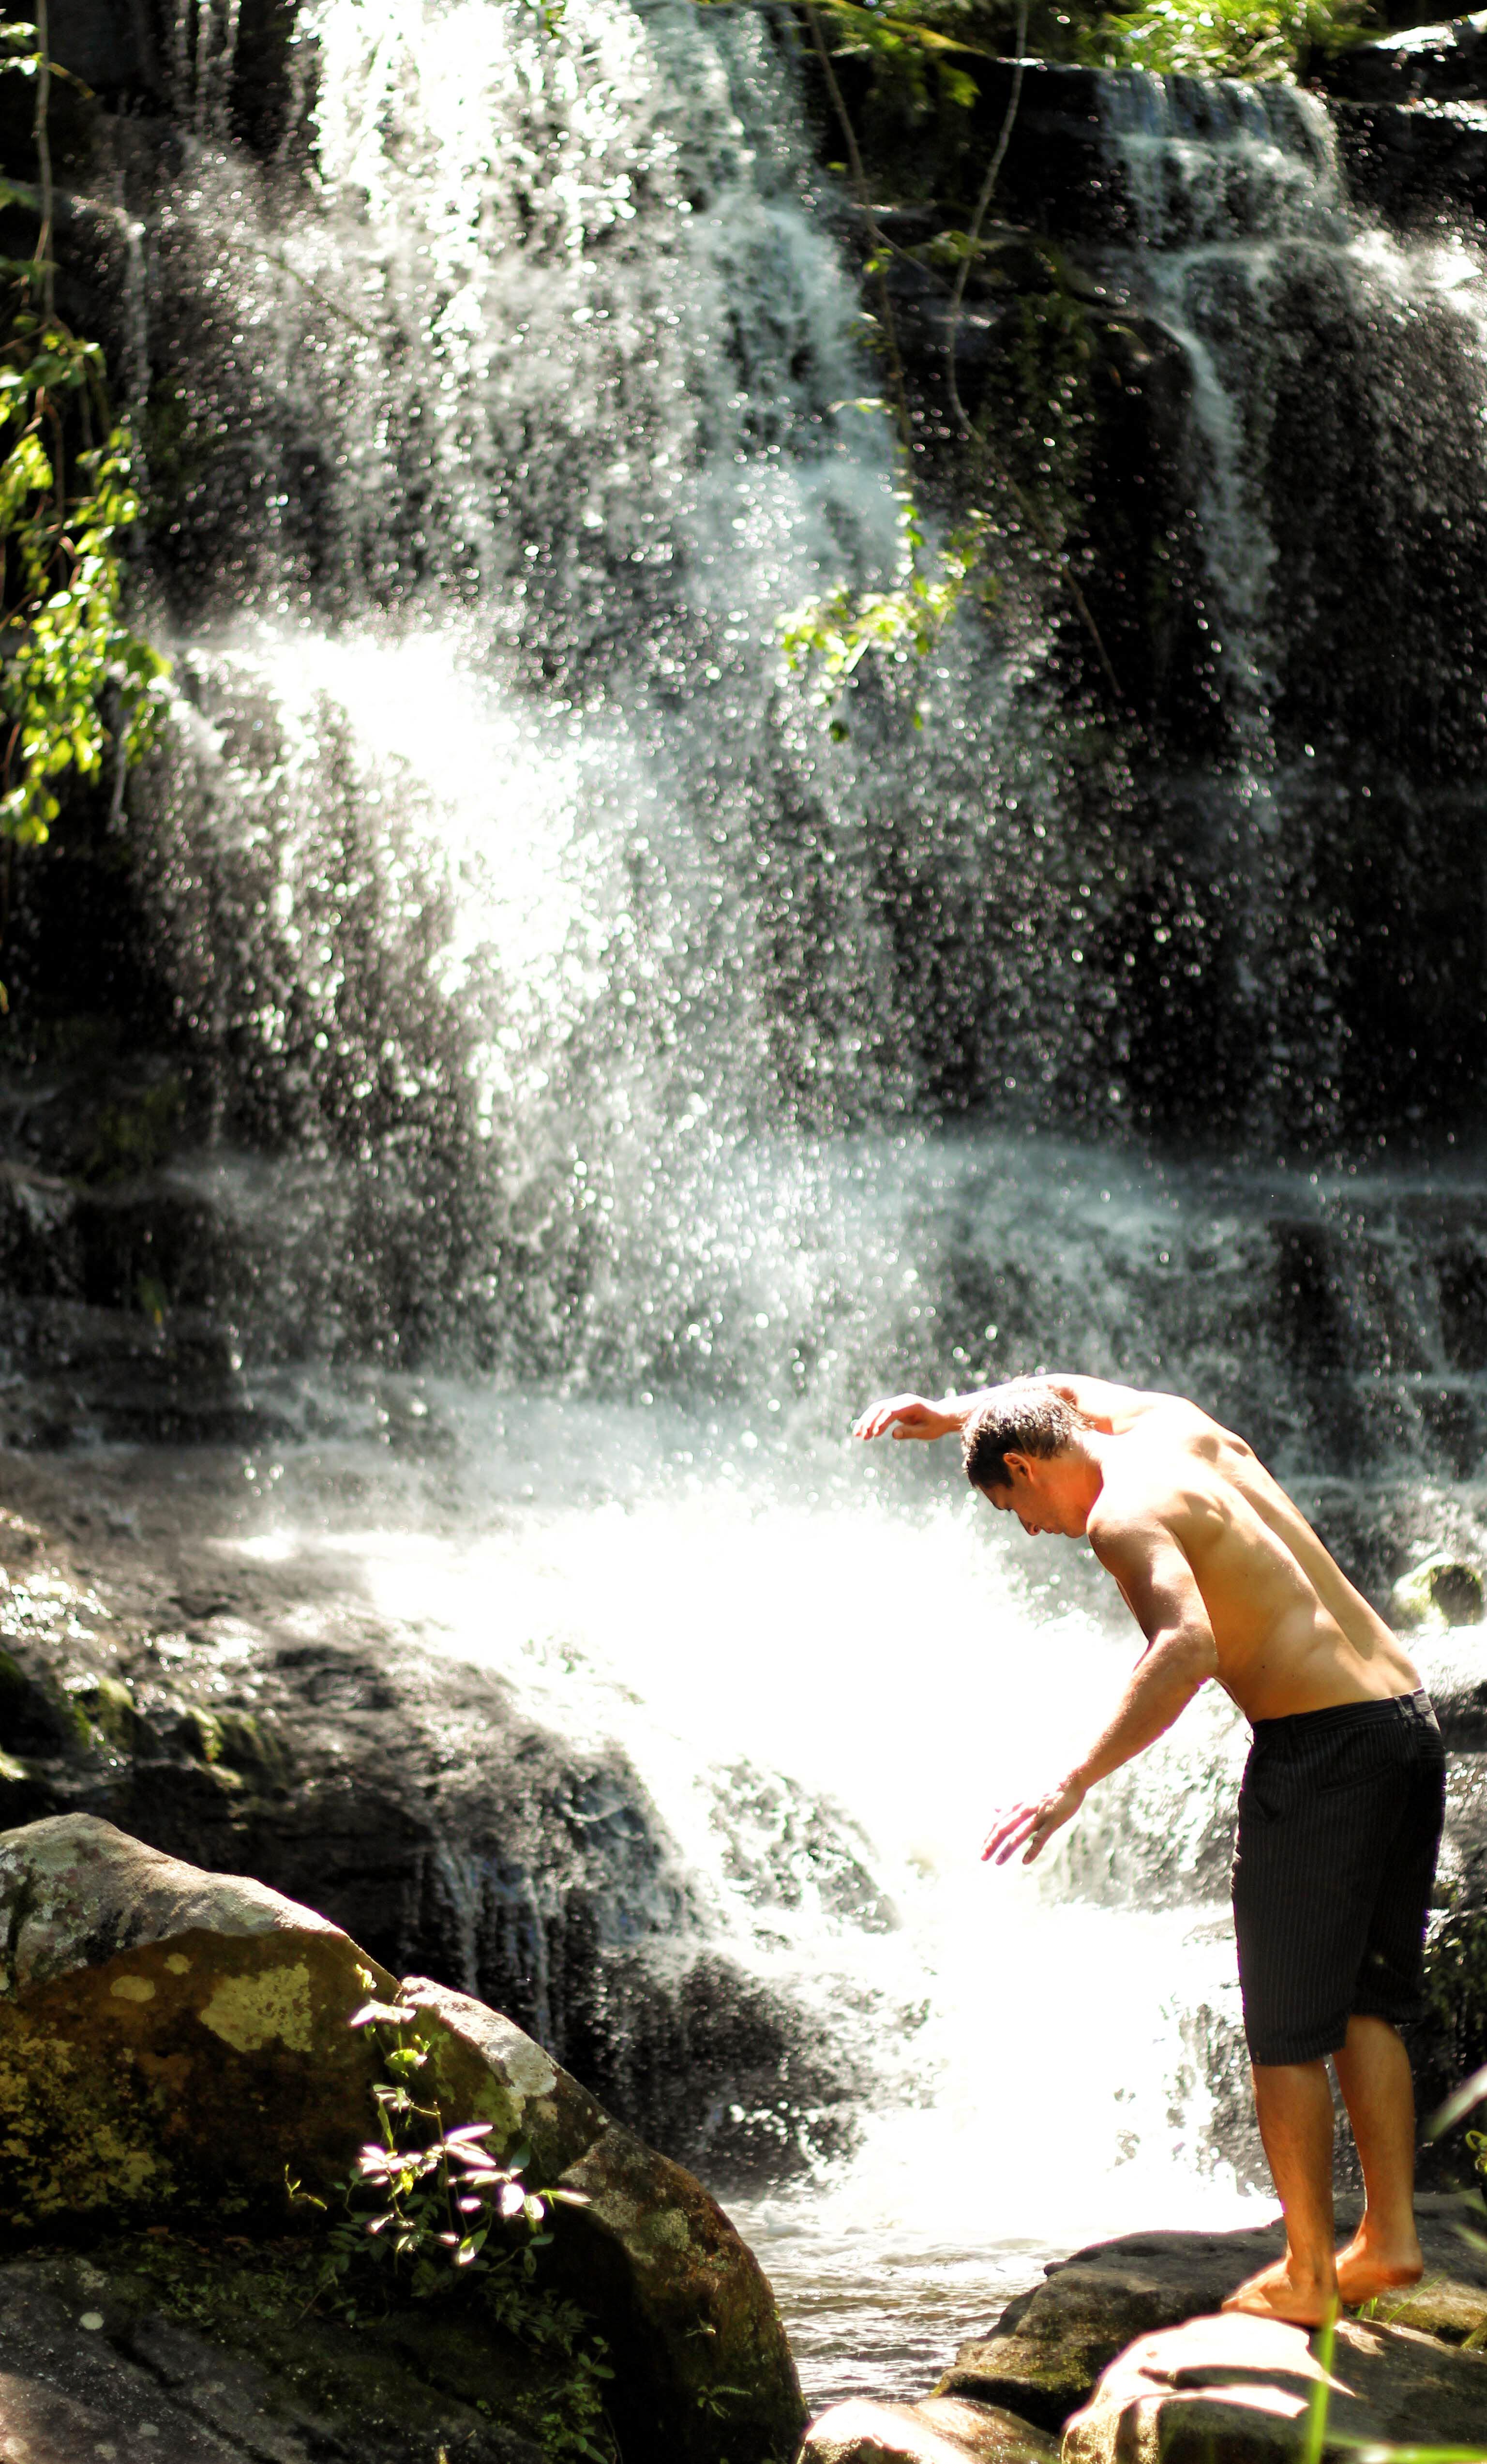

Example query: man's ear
[1002,1449,1034,1486]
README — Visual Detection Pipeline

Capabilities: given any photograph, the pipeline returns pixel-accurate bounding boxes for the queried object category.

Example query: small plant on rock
[290,1974,616,2463]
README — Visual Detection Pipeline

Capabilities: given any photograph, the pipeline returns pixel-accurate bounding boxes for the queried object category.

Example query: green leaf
[1428,2063,1487,2139]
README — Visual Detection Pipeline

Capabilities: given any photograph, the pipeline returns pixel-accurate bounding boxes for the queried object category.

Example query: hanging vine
[0,6,167,858]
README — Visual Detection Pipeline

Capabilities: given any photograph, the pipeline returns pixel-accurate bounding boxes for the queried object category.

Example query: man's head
[961,1382,1099,1537]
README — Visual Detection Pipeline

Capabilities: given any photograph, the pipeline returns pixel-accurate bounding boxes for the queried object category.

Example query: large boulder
[797,2393,1058,2463]
[0,1813,806,2464]
[933,2207,1487,2434]
[0,1810,387,2224]
[1062,2309,1487,2463]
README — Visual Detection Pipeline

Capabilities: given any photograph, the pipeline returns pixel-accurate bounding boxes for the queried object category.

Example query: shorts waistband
[1250,1686,1436,1745]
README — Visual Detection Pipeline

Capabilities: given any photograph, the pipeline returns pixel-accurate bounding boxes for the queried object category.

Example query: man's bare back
[855,1372,1419,1724]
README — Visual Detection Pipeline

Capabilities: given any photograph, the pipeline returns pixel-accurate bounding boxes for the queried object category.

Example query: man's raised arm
[852,1372,1168,1443]
[982,1511,1218,1866]
[852,1391,978,1442]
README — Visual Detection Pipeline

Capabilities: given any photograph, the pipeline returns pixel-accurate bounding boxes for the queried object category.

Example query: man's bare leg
[1332,2014,1423,2304]
[1223,2059,1339,2323]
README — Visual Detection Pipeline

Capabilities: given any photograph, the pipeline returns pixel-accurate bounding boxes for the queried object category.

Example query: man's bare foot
[1335,2227,1423,2309]
[1221,2254,1339,2326]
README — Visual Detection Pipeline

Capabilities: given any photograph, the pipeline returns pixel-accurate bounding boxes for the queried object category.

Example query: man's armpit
[1089,1512,1207,1623]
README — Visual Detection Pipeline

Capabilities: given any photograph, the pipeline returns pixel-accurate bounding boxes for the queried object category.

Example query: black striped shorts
[1232,1687,1446,2066]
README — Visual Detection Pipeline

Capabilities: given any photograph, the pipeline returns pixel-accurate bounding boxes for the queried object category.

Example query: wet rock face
[0,1487,857,2188]
[49,0,306,156]
[1324,15,1487,110]
[0,1814,808,2464]
[802,46,1487,1148]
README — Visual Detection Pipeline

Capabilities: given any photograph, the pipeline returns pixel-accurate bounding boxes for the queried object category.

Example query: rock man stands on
[855,1372,1444,2327]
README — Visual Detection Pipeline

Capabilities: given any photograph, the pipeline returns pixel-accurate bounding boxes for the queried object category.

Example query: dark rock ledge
[799,2209,1487,2462]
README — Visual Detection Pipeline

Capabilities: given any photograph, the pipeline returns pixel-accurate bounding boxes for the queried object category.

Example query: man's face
[979,1452,1087,1539]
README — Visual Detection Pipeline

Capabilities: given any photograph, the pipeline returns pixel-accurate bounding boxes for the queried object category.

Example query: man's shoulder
[1089,1447,1218,1547]
[1086,1472,1184,1549]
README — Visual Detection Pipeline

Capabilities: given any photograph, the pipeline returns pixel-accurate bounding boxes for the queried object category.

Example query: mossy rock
[0,1815,805,2464]
[0,1647,94,1758]
[0,1817,392,2229]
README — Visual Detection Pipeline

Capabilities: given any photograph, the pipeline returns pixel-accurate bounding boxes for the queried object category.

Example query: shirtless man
[853,1371,1446,2326]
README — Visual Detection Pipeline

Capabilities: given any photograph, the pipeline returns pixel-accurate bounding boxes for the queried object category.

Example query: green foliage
[289,1978,615,2464]
[0,15,167,855]
[994,245,1097,524]
[1077,0,1374,82]
[781,464,995,730]
[0,15,88,99]
[0,310,168,848]
[695,0,988,68]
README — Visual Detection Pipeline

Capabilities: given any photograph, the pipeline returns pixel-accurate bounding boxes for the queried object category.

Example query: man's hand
[853,1393,962,1442]
[981,1776,1087,1866]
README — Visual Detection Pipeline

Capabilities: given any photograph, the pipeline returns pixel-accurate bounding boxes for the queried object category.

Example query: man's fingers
[852,1395,931,1442]
[981,1803,1040,1862]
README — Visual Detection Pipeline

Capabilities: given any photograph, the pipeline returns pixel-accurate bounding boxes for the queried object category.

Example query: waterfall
[29,0,1487,2405]
[1092,65,1487,1140]
[114,17,1487,1438]
[1099,78,1348,1120]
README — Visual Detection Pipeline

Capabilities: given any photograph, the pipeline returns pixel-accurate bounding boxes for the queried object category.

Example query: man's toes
[1221,2263,1335,2326]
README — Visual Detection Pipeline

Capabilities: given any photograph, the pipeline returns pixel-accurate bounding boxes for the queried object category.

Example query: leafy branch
[781,472,994,732]
[1078,0,1374,80]
[783,0,1010,727]
[0,9,167,861]
[697,0,1123,725]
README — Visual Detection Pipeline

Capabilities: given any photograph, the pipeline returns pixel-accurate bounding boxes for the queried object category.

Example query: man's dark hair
[962,1382,1082,1493]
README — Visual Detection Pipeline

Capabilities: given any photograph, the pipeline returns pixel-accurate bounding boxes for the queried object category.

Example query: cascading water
[1098,79,1347,1122]
[27,0,1487,2408]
